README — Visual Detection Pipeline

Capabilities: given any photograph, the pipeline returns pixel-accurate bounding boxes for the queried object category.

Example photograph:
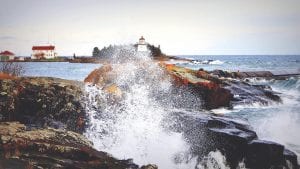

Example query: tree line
[92,44,163,58]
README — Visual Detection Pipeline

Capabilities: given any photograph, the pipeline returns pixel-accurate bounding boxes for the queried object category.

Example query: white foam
[209,60,224,65]
[197,150,230,169]
[84,47,198,168]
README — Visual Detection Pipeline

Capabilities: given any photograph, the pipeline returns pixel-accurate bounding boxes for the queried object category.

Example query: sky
[0,0,300,56]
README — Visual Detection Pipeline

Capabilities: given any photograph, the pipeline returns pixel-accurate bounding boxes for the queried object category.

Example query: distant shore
[0,54,192,64]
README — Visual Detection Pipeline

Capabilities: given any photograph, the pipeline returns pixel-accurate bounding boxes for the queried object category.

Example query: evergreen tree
[92,47,100,57]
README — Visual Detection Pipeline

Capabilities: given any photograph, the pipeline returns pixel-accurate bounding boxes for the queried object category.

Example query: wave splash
[84,47,203,168]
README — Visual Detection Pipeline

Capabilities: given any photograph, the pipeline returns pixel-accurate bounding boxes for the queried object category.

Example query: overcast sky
[1,0,300,56]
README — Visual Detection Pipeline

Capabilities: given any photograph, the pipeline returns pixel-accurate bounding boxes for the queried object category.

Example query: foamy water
[84,48,197,168]
[222,77,300,162]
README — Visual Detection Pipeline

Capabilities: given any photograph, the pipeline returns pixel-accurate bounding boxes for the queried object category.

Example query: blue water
[176,55,300,74]
[20,62,101,81]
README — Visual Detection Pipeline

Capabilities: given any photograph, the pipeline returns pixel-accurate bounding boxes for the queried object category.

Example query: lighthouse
[137,36,148,52]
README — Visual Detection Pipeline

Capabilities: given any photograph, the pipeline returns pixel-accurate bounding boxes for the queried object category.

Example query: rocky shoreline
[0,77,86,133]
[0,76,157,169]
[0,62,299,168]
[0,122,141,169]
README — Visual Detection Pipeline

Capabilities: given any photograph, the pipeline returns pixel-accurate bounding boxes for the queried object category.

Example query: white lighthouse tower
[137,36,148,52]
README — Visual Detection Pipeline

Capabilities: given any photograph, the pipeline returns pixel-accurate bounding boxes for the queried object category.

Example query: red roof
[0,50,14,56]
[32,45,55,50]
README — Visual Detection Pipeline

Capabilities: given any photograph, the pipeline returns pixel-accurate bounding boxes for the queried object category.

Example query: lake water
[176,55,300,74]
[20,62,101,81]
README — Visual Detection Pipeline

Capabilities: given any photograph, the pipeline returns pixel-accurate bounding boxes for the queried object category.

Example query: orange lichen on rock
[159,62,233,109]
[0,73,16,80]
[84,64,113,85]
[104,84,122,97]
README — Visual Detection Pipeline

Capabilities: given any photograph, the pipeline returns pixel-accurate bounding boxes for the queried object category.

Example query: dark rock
[236,71,274,78]
[246,140,285,168]
[0,122,140,169]
[190,84,233,109]
[164,110,299,169]
[0,77,86,133]
[210,69,232,78]
[283,149,299,169]
[264,90,282,102]
[224,80,282,106]
[140,164,158,169]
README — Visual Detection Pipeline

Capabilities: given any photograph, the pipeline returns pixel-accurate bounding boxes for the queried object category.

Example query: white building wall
[137,44,148,52]
[8,55,15,60]
[32,49,56,59]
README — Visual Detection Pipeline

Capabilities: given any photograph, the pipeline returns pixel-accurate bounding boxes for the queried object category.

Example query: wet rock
[224,80,282,105]
[0,121,140,169]
[246,140,285,168]
[284,149,299,168]
[0,77,86,133]
[237,71,274,78]
[140,164,158,169]
[161,64,233,109]
[210,69,232,78]
[165,110,299,169]
[164,64,282,108]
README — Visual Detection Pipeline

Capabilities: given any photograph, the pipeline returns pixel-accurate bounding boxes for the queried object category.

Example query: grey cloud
[0,36,16,40]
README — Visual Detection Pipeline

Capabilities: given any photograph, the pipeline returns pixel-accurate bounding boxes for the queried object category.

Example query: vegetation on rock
[0,62,25,76]
[0,77,86,133]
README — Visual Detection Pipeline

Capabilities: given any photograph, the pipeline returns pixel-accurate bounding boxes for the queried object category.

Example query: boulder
[162,64,233,109]
[162,64,281,109]
[84,64,113,86]
[165,110,299,169]
[140,164,158,169]
[0,121,139,169]
[225,80,282,105]
[0,77,86,133]
[246,140,285,168]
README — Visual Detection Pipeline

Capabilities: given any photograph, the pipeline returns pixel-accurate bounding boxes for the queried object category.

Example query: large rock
[165,110,299,169]
[162,64,234,109]
[163,64,281,109]
[84,64,281,110]
[0,121,139,169]
[224,80,281,105]
[0,77,86,133]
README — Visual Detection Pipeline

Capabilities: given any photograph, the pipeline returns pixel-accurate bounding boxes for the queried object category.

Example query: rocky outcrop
[163,64,281,109]
[163,64,233,109]
[0,122,139,169]
[210,69,275,79]
[0,77,86,133]
[165,110,299,169]
[225,80,281,105]
[84,64,281,110]
[140,164,158,169]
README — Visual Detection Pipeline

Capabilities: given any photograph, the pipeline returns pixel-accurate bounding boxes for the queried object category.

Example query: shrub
[0,62,25,76]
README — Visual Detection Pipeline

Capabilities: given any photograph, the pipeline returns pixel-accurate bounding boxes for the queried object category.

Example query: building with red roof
[0,50,15,61]
[31,45,57,59]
